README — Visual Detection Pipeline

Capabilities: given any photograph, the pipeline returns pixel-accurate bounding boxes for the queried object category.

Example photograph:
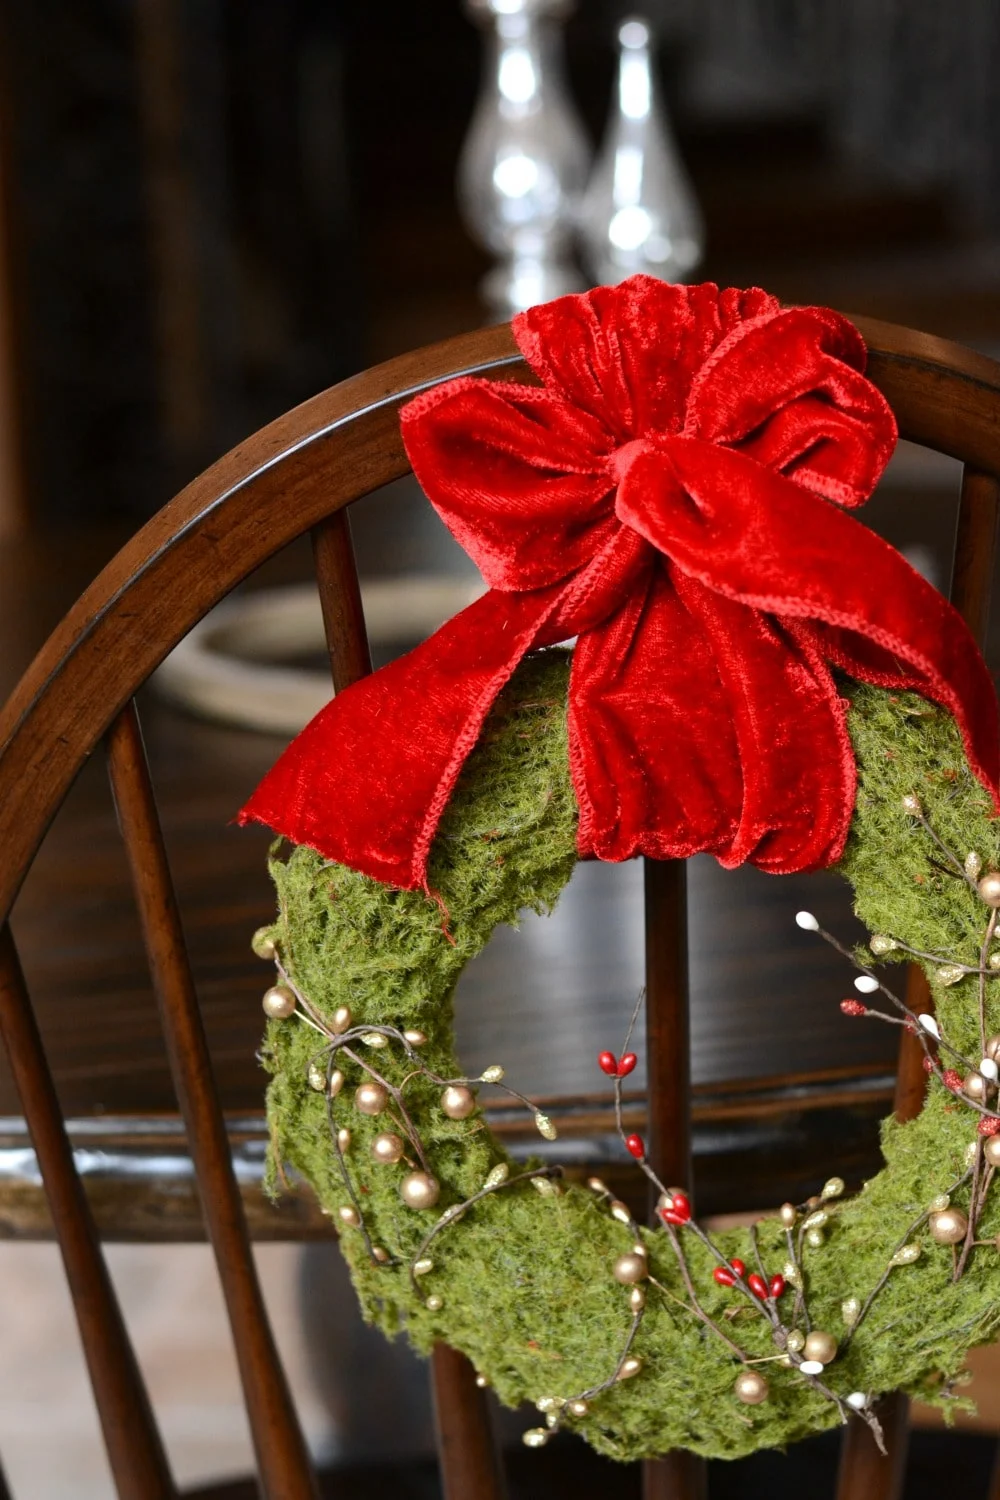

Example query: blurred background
[2,1,1000,1495]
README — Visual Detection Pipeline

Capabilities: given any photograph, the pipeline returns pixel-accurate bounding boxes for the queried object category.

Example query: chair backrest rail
[105,701,319,1499]
[0,922,177,1499]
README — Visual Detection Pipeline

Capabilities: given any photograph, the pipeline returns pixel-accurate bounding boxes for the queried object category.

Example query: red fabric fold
[240,276,1000,890]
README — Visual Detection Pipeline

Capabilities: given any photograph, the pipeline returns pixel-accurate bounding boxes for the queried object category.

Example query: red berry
[922,1056,935,1073]
[598,1051,618,1076]
[769,1274,786,1299]
[729,1258,745,1278]
[668,1190,691,1223]
[713,1266,735,1287]
[942,1069,963,1092]
[617,1052,638,1077]
[978,1115,1000,1136]
[658,1188,692,1227]
[625,1133,645,1159]
[840,998,866,1017]
[747,1272,768,1299]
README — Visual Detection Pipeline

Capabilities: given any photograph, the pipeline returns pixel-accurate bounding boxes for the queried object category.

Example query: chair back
[1,320,999,1499]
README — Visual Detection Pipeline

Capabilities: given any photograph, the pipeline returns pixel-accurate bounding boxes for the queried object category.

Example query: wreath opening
[240,278,1000,1463]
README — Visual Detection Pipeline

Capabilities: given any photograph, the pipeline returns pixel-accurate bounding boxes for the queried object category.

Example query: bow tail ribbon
[239,587,565,890]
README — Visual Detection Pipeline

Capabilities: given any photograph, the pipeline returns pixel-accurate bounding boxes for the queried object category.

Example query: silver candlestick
[579,16,704,287]
[458,0,591,320]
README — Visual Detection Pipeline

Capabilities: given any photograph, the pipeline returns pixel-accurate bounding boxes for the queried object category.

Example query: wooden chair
[1,318,999,1500]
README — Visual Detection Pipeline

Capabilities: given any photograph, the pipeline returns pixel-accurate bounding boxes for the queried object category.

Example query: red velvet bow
[240,277,1000,889]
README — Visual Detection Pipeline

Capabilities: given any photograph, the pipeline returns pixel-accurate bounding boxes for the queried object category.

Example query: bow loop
[241,277,1000,891]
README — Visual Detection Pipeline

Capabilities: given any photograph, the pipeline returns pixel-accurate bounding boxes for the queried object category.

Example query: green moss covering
[261,653,1000,1461]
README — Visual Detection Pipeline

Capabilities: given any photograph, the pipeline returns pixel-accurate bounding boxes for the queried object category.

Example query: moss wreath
[254,652,1000,1463]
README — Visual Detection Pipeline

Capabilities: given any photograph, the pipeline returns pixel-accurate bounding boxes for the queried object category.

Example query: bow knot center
[607,435,670,487]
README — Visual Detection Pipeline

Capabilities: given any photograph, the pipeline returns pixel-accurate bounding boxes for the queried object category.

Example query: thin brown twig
[813,923,980,1076]
[954,1146,988,1282]
[407,1164,562,1300]
[660,1224,750,1361]
[913,809,979,890]
[324,1053,383,1265]
[843,1166,972,1349]
[979,909,998,1059]
[785,1225,810,1333]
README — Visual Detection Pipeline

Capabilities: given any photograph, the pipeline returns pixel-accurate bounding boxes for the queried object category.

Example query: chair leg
[835,1393,909,1500]
[431,1343,506,1500]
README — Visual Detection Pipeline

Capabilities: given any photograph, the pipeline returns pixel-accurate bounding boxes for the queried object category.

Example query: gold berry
[929,1207,968,1245]
[613,1252,648,1286]
[355,1081,389,1116]
[734,1369,769,1405]
[400,1171,440,1210]
[440,1085,477,1120]
[802,1330,838,1366]
[262,984,296,1019]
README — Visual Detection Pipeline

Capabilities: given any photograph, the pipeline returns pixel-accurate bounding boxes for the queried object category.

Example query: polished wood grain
[106,703,317,1499]
[2,319,1000,1496]
[0,923,176,1499]
[311,509,373,688]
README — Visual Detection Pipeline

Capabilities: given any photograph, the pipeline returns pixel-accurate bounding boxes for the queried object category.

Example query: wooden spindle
[311,512,502,1495]
[835,1389,908,1500]
[643,858,705,1500]
[105,702,318,1500]
[950,467,1000,641]
[0,923,176,1499]
[312,509,373,690]
[431,1343,507,1500]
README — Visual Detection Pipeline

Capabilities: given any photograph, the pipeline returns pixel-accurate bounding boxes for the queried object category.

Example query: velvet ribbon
[240,277,1000,890]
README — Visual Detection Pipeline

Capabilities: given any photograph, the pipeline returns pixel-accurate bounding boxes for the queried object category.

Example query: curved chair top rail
[2,314,1000,929]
